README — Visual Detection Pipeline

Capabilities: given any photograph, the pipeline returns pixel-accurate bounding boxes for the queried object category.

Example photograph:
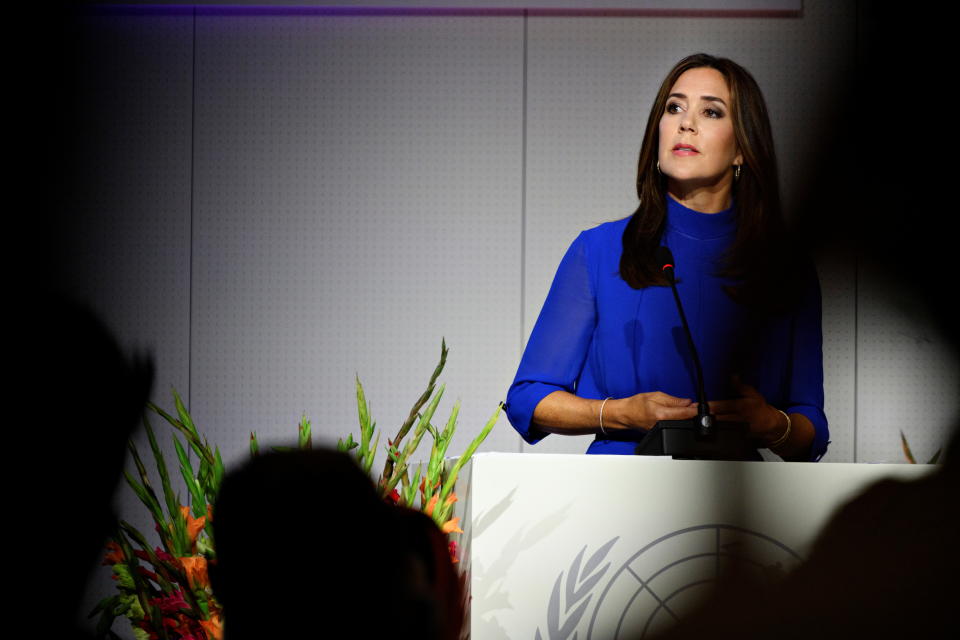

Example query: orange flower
[199,612,224,640]
[425,492,457,517]
[102,541,124,565]
[179,555,210,590]
[179,505,208,552]
[424,494,439,517]
[441,517,463,534]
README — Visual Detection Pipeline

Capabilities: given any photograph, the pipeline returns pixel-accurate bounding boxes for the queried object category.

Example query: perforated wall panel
[856,265,959,463]
[190,14,525,468]
[64,13,194,631]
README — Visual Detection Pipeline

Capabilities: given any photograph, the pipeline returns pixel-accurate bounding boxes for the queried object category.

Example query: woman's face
[657,67,743,195]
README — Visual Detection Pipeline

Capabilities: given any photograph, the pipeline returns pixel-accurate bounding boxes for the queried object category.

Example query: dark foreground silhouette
[653,5,959,638]
[211,449,464,640]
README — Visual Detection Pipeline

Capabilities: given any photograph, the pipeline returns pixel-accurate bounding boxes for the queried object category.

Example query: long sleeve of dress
[506,232,597,444]
[784,265,830,461]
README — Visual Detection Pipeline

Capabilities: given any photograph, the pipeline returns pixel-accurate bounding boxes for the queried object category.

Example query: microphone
[633,247,752,459]
[654,245,676,284]
[655,246,712,435]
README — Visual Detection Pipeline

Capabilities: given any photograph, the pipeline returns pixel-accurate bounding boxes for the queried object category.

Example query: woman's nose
[679,114,696,133]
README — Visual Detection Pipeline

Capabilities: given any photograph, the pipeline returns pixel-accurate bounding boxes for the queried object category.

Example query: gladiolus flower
[180,506,208,552]
[155,547,177,564]
[180,556,210,590]
[150,590,189,614]
[425,494,439,516]
[102,541,124,565]
[138,566,160,583]
[441,517,463,534]
[199,612,224,640]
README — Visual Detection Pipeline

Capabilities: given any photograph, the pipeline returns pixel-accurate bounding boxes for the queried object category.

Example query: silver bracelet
[599,397,613,435]
[769,410,792,449]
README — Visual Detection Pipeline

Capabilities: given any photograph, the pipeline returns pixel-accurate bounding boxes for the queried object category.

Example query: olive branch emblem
[535,536,619,640]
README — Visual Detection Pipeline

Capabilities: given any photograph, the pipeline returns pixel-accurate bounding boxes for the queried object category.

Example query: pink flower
[150,590,189,614]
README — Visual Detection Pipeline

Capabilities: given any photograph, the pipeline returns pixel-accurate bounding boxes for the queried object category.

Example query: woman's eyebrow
[668,92,728,107]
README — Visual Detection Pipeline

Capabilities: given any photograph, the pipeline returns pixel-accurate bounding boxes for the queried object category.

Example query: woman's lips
[672,144,699,156]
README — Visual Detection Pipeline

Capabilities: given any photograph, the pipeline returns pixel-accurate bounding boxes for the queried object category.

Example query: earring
[656,161,661,174]
[734,164,741,180]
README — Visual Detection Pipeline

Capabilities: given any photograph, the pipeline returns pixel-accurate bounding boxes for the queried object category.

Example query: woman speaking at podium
[505,54,828,461]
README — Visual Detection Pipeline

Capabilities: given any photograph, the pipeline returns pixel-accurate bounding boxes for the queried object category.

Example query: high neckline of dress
[666,194,736,240]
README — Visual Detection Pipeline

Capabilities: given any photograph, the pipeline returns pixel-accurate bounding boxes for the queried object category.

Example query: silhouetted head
[211,449,458,639]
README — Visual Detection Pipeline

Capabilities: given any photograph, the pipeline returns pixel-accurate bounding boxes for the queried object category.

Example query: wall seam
[518,10,528,454]
[852,0,860,463]
[188,7,197,413]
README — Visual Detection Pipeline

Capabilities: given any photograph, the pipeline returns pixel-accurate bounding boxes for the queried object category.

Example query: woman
[505,54,828,461]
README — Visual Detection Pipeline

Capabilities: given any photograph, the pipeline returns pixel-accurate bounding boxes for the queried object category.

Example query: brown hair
[620,53,795,311]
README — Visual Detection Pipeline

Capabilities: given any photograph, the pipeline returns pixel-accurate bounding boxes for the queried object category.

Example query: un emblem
[536,524,801,639]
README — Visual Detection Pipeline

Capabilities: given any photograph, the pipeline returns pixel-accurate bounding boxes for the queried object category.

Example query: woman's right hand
[531,390,698,436]
[609,392,698,431]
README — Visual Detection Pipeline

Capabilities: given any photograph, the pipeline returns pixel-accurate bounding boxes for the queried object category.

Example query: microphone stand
[634,248,754,460]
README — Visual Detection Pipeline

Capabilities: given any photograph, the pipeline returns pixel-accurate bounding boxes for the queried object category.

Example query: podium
[449,453,933,639]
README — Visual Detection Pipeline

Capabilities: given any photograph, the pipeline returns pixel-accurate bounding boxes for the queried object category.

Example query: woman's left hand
[707,377,786,446]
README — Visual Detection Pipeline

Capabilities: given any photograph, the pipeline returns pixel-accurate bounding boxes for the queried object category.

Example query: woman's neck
[667,179,733,213]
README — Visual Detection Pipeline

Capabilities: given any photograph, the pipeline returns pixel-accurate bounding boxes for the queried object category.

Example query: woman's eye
[666,102,683,114]
[704,108,723,118]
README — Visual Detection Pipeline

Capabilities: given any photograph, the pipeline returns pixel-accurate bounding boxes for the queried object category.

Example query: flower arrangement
[334,339,501,552]
[91,392,224,640]
[92,340,497,638]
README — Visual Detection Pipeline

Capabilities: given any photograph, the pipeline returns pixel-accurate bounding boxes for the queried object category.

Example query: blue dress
[505,196,829,460]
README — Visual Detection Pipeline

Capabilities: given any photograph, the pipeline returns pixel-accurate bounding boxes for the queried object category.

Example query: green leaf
[93,597,120,635]
[929,448,942,464]
[212,446,225,498]
[426,401,460,493]
[143,414,181,525]
[88,595,119,618]
[197,535,215,556]
[356,375,373,449]
[118,593,145,619]
[149,389,216,468]
[250,431,260,457]
[173,388,201,439]
[173,436,205,513]
[122,470,165,528]
[364,430,380,475]
[435,402,501,524]
[402,463,422,508]
[900,430,917,464]
[298,414,312,450]
[337,433,358,453]
[113,564,135,590]
[133,628,152,640]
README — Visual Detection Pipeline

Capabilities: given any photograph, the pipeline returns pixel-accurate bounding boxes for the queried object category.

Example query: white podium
[450,453,933,640]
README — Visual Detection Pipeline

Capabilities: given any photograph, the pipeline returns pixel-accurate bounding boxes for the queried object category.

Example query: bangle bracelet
[599,397,613,435]
[769,410,791,449]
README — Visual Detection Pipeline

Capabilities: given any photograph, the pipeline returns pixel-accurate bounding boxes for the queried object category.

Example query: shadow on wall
[650,5,959,638]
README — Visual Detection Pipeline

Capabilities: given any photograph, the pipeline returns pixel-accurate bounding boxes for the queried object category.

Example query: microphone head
[655,246,676,283]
